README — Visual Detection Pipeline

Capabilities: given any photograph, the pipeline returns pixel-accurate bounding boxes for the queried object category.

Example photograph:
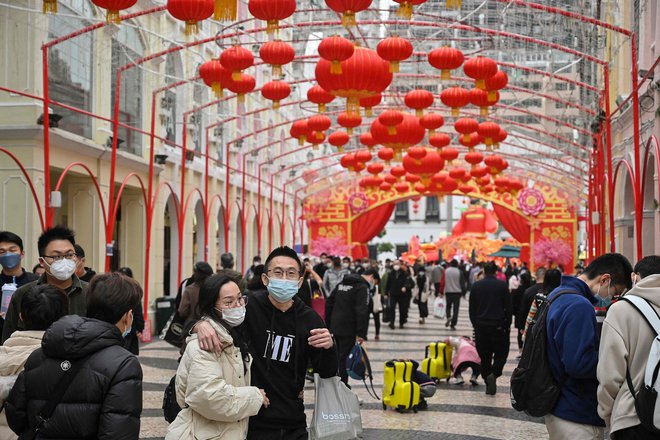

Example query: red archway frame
[0,147,45,231]
[54,162,109,228]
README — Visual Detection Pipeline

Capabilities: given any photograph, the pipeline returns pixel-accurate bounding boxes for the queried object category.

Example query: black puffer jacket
[325,274,369,339]
[5,315,143,439]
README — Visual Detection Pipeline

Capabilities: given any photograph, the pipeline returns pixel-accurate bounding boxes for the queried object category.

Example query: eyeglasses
[268,268,301,280]
[42,253,77,262]
[219,296,247,308]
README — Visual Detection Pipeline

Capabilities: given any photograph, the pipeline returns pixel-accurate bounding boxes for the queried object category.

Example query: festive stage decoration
[517,187,546,217]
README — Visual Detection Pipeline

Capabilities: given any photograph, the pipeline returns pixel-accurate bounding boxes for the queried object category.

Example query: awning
[487,245,521,258]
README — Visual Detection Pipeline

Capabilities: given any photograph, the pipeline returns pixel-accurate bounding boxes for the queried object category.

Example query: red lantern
[459,184,475,195]
[403,148,444,185]
[484,154,503,174]
[485,70,508,103]
[308,115,332,139]
[248,0,296,34]
[377,147,394,164]
[469,88,494,117]
[377,36,414,73]
[355,149,373,163]
[92,0,137,23]
[405,173,421,184]
[325,0,373,27]
[440,87,470,117]
[429,132,451,149]
[340,153,357,171]
[261,81,291,109]
[394,181,409,193]
[470,165,489,178]
[378,110,404,135]
[442,177,458,192]
[367,162,384,175]
[463,56,498,90]
[449,167,467,181]
[384,173,398,184]
[318,36,355,75]
[392,0,427,19]
[454,118,479,143]
[307,86,335,113]
[259,40,295,77]
[431,170,448,185]
[493,128,507,148]
[509,178,524,194]
[405,89,434,117]
[167,0,215,35]
[464,151,484,168]
[439,146,459,163]
[481,184,494,193]
[328,130,350,152]
[337,112,362,135]
[316,47,393,113]
[199,58,230,97]
[359,94,382,117]
[380,182,392,191]
[302,169,319,183]
[390,165,406,178]
[360,132,378,150]
[478,122,500,146]
[494,176,510,193]
[370,113,425,160]
[221,45,254,81]
[459,132,481,150]
[414,182,427,194]
[308,131,326,149]
[407,146,427,162]
[290,119,309,145]
[428,46,464,80]
[225,73,255,102]
[477,175,491,186]
[419,113,444,135]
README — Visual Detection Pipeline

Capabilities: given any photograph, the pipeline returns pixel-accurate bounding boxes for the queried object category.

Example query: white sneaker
[449,376,464,385]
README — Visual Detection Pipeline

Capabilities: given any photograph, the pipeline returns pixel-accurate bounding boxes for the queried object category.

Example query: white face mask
[45,258,77,281]
[216,305,246,327]
[393,265,401,271]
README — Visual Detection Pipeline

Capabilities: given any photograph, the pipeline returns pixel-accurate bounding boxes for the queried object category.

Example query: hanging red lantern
[485,70,508,103]
[459,132,481,150]
[370,113,425,160]
[407,146,427,162]
[414,182,427,194]
[307,86,336,113]
[325,0,373,27]
[493,128,507,148]
[477,175,491,186]
[428,46,464,80]
[340,153,357,171]
[261,80,291,109]
[308,115,332,139]
[384,173,398,184]
[390,165,406,178]
[377,36,414,73]
[477,122,500,146]
[225,73,256,102]
[509,178,524,194]
[449,167,467,181]
[454,118,479,143]
[459,184,475,195]
[377,147,394,164]
[392,0,427,19]
[431,170,448,185]
[337,112,362,135]
[199,58,231,98]
[470,165,489,178]
[259,40,295,77]
[318,36,355,75]
[419,113,444,135]
[221,45,254,81]
[360,132,377,150]
[167,0,215,35]
[367,162,384,175]
[469,88,494,117]
[359,94,382,117]
[248,0,296,34]
[429,132,451,149]
[394,181,409,193]
[440,87,470,117]
[290,119,309,145]
[405,89,434,117]
[403,148,444,185]
[484,154,503,175]
[442,176,458,192]
[463,56,498,90]
[302,169,319,183]
[494,176,510,193]
[439,146,459,163]
[316,47,393,114]
[92,0,137,24]
[380,181,393,191]
[308,131,326,149]
[328,130,350,152]
[464,151,484,168]
[405,173,421,184]
[355,149,373,163]
[378,110,404,135]
[481,184,494,193]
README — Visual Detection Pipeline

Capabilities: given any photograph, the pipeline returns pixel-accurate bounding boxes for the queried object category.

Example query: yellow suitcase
[421,342,453,380]
[382,360,420,412]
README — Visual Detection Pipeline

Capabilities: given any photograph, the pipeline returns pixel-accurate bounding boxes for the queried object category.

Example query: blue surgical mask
[0,253,21,270]
[122,311,133,338]
[267,277,299,303]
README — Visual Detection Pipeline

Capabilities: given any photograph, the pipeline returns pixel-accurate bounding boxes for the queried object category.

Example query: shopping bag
[309,374,363,440]
[433,296,446,319]
[371,293,383,313]
[161,311,186,348]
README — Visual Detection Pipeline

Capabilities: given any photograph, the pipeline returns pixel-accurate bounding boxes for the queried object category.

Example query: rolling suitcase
[382,360,420,413]
[421,341,452,381]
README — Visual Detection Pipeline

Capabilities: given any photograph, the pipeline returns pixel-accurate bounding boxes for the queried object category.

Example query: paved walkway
[139,296,547,439]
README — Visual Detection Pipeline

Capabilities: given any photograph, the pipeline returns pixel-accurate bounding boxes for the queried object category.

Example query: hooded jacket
[325,274,369,339]
[597,274,660,433]
[245,289,338,431]
[546,276,604,427]
[5,315,143,439]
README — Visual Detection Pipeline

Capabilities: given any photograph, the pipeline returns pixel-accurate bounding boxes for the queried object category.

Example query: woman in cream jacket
[167,275,268,440]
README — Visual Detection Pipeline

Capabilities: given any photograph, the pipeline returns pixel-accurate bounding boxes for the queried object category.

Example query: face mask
[122,312,133,338]
[216,305,246,327]
[368,280,374,290]
[45,258,76,281]
[597,279,612,302]
[326,263,332,268]
[342,263,349,269]
[0,253,21,270]
[393,265,401,271]
[267,277,299,303]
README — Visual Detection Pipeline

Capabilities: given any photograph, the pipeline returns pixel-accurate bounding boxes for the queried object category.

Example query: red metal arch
[112,172,149,220]
[54,162,108,228]
[641,135,660,207]
[0,147,45,231]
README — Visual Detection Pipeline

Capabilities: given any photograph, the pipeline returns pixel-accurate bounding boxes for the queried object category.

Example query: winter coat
[385,269,413,297]
[469,275,511,327]
[323,268,348,297]
[0,330,44,440]
[446,336,481,370]
[5,315,143,439]
[597,274,660,433]
[414,273,430,303]
[443,267,465,295]
[325,274,369,339]
[166,319,263,440]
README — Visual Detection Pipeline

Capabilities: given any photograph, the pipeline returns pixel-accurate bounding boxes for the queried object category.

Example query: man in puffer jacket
[598,256,660,440]
[5,272,143,440]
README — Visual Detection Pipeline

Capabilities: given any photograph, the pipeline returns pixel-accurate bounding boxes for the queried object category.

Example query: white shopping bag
[309,374,363,440]
[433,296,446,319]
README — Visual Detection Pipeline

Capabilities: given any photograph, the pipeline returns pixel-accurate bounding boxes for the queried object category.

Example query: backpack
[510,290,571,417]
[162,375,182,423]
[621,295,660,434]
[346,343,379,399]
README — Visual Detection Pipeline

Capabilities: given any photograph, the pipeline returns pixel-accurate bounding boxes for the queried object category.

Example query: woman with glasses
[167,275,268,440]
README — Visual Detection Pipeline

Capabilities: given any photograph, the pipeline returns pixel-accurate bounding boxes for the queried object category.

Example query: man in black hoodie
[325,268,375,385]
[194,246,337,440]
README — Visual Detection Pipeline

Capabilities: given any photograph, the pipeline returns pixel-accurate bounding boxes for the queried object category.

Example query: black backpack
[510,290,571,417]
[162,375,182,423]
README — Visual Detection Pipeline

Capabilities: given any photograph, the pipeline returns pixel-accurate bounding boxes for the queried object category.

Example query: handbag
[162,375,182,423]
[309,374,363,440]
[312,292,326,321]
[371,293,383,313]
[433,295,446,319]
[161,310,186,348]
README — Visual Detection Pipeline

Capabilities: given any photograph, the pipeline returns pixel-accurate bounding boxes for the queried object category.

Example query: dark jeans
[248,427,308,440]
[369,311,381,336]
[474,324,510,378]
[417,300,429,318]
[389,294,410,326]
[335,334,355,385]
[611,425,659,440]
[445,292,462,327]
[455,361,481,378]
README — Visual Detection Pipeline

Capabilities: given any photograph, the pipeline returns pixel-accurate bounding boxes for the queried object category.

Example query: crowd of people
[1,225,660,440]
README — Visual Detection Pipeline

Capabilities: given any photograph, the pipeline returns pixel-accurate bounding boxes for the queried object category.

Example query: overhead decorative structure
[248,0,296,34]
[261,80,291,109]
[325,0,373,27]
[166,0,215,35]
[315,47,393,114]
[307,86,335,113]
[259,40,295,77]
[440,86,470,117]
[405,89,434,117]
[463,56,498,89]
[376,36,414,73]
[428,46,464,80]
[92,0,137,24]
[318,36,355,74]
[199,58,230,97]
[393,0,427,19]
[221,45,255,81]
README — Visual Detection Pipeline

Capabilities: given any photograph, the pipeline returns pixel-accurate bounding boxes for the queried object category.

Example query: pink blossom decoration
[310,236,349,257]
[517,187,546,217]
[533,238,572,266]
[348,192,369,215]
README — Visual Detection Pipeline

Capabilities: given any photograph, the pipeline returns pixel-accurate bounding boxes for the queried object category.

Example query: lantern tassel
[342,11,357,27]
[365,107,373,117]
[387,127,397,135]
[298,137,305,146]
[237,93,245,104]
[43,0,57,13]
[211,83,225,98]
[107,9,121,24]
[272,65,282,78]
[415,109,423,118]
[184,21,199,36]
[330,60,342,75]
[266,20,279,35]
[272,101,280,110]
[347,128,353,136]
[313,144,319,151]
[315,132,323,140]
[397,3,413,19]
[441,69,451,80]
[214,0,237,21]
[389,61,400,73]
[451,108,460,118]
[487,90,497,102]
[476,79,486,89]
[429,129,436,136]
[338,146,344,153]
[480,106,489,117]
[232,71,242,81]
